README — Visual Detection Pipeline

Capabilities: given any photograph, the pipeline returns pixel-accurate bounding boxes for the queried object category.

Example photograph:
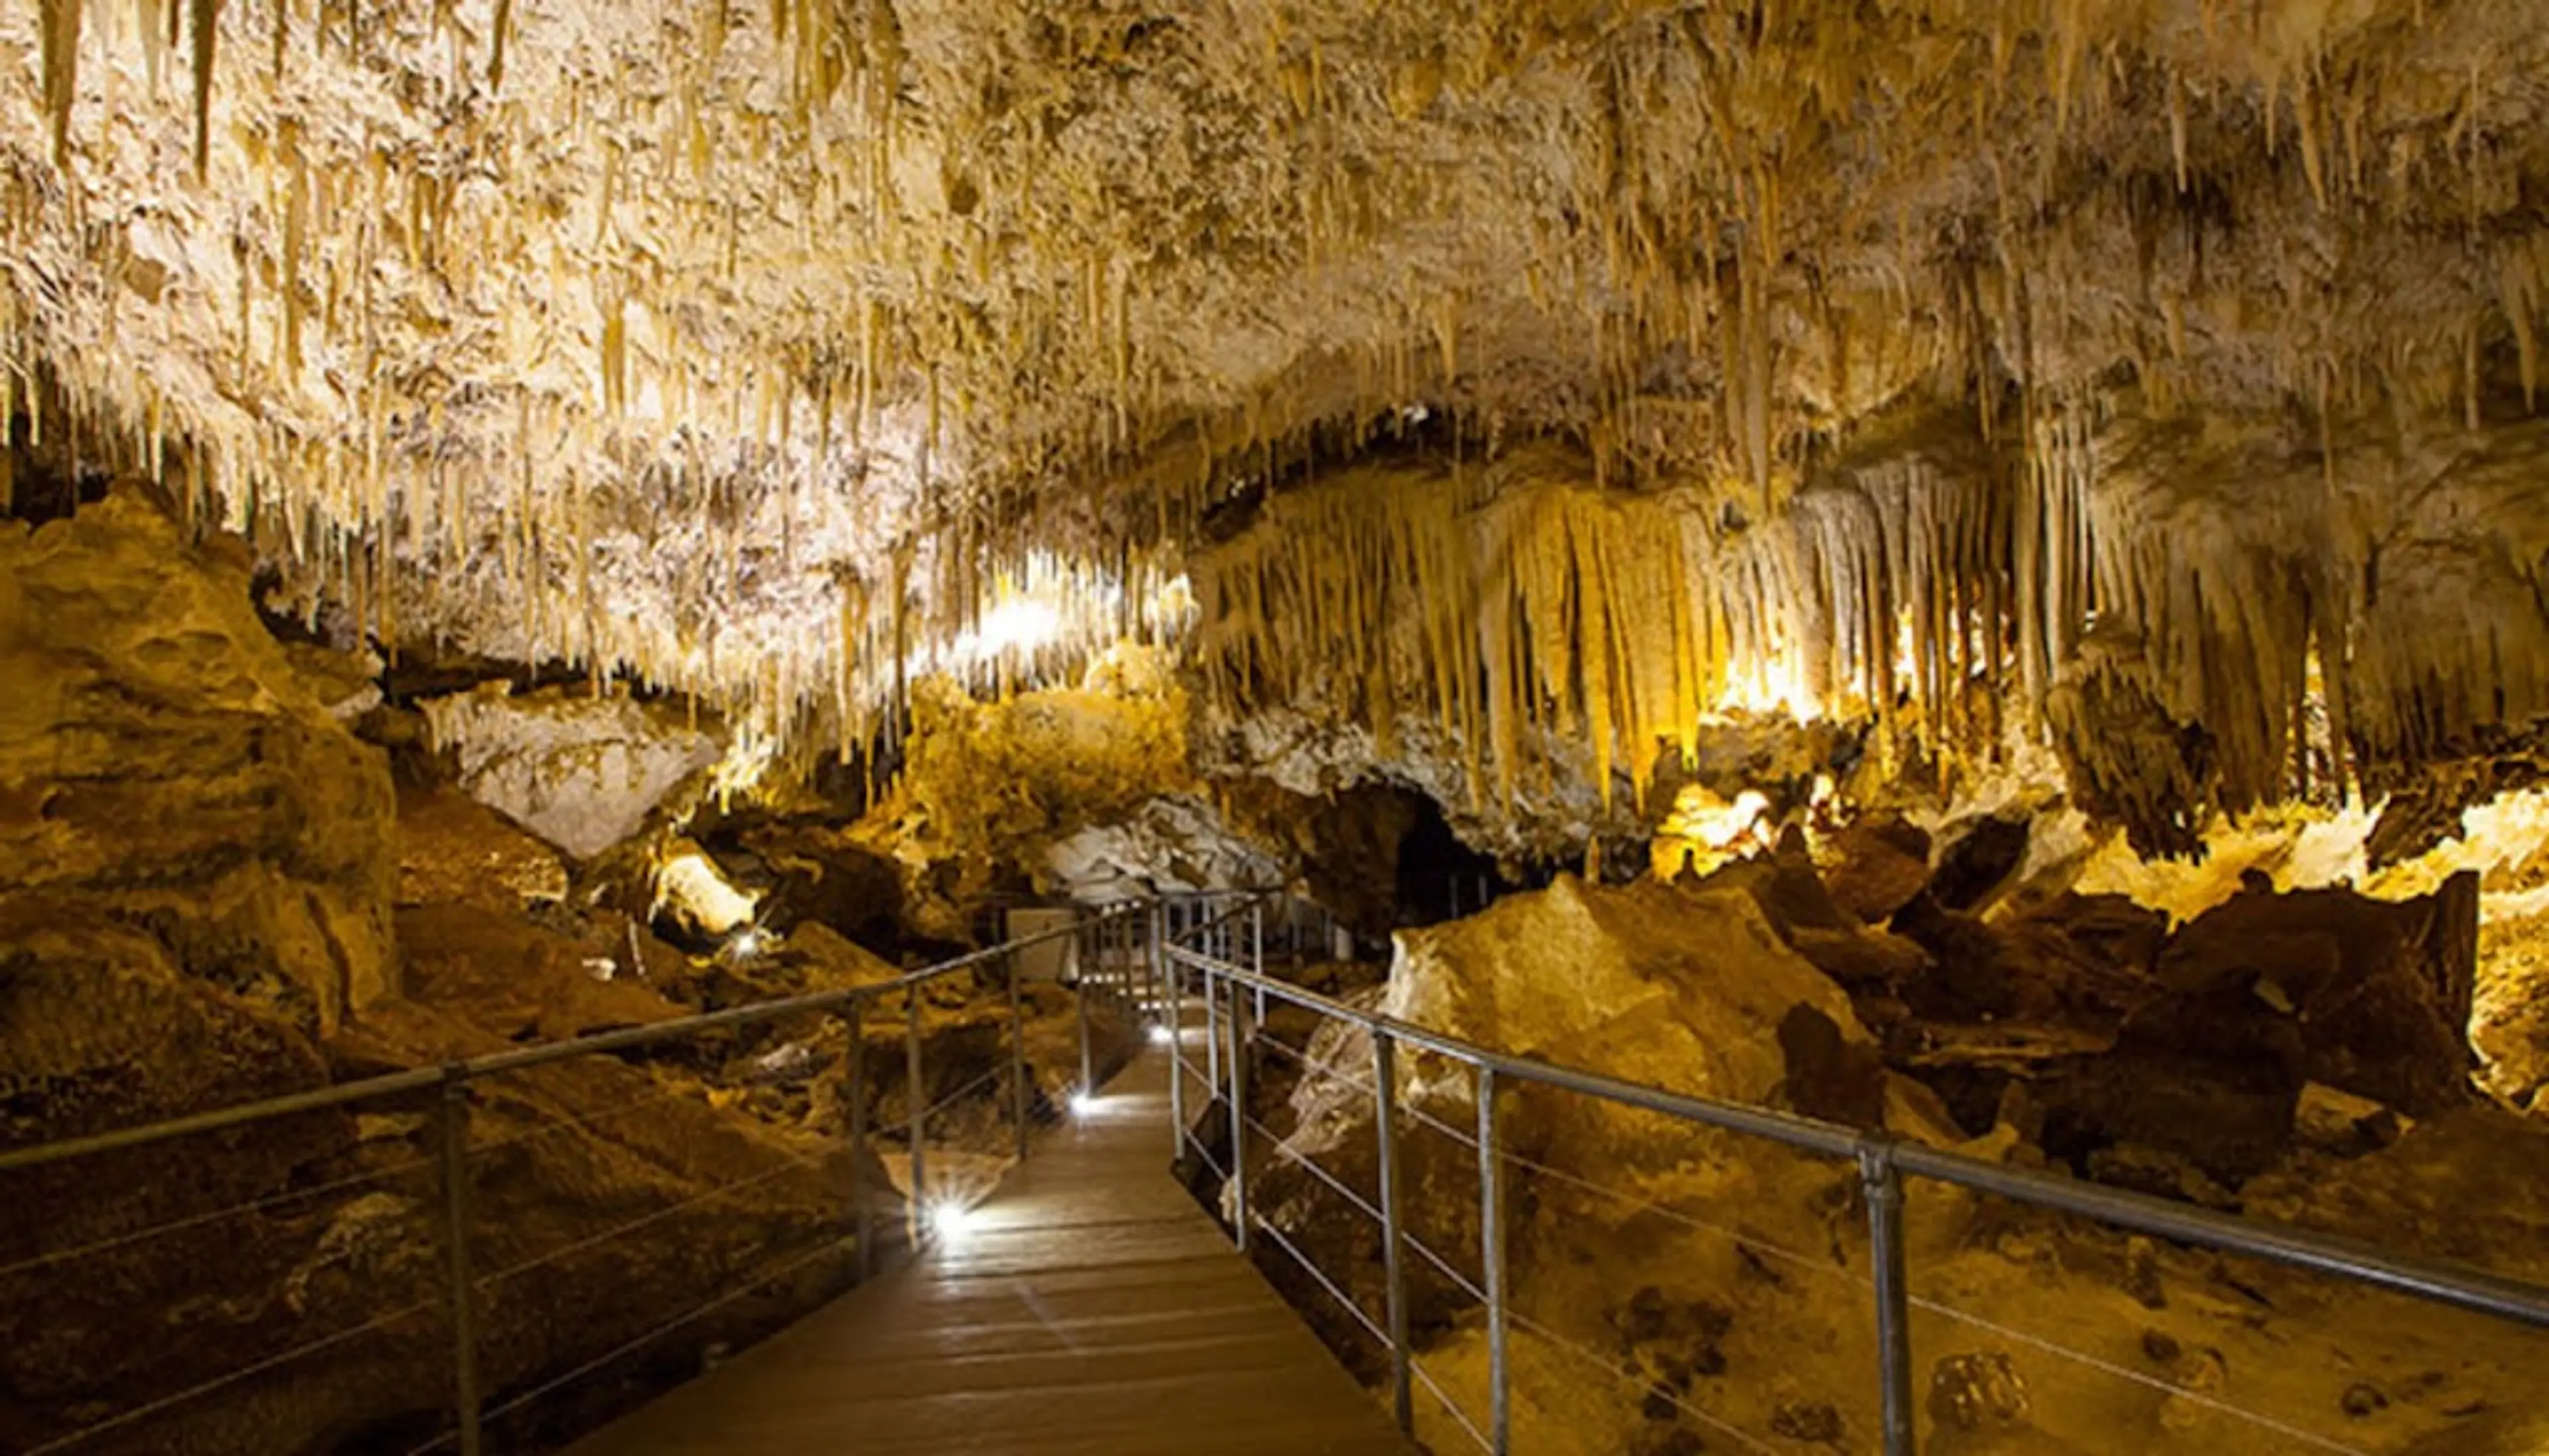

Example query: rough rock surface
[850,660,1194,936]
[422,684,722,859]
[0,492,398,1029]
[1373,875,1870,1118]
[729,822,907,948]
[1228,827,2545,1456]
[1042,794,1284,901]
[393,785,572,912]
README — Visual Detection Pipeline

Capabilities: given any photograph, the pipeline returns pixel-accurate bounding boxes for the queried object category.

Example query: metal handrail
[39,887,2540,1456]
[2,901,1157,1456]
[1160,892,2549,1456]
[1165,936,2549,1328]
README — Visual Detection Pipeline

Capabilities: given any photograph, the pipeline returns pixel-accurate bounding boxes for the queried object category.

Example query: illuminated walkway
[564,1045,1415,1456]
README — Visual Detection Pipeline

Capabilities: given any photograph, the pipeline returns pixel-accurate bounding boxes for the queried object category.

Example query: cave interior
[5,1,2549,1453]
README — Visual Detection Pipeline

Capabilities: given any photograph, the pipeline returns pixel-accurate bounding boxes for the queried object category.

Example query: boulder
[1695,843,1934,990]
[1890,892,2160,1029]
[396,903,689,1042]
[2016,874,2477,1188]
[0,492,397,1029]
[420,683,720,859]
[1381,873,1867,1104]
[1815,812,1934,922]
[1928,1350,2037,1452]
[2140,873,2478,1118]
[1041,794,1284,903]
[785,921,906,990]
[1930,814,2031,911]
[742,824,906,946]
[2292,1082,2410,1156]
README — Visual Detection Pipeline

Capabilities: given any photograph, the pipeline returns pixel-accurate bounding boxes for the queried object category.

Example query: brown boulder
[1816,813,1933,922]
[2143,872,2477,1118]
[397,903,688,1042]
[393,786,569,912]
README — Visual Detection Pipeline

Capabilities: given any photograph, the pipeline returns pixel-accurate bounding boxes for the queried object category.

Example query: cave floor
[562,1044,1415,1456]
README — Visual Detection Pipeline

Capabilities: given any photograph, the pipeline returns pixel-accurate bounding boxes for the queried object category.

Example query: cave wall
[0,490,398,1043]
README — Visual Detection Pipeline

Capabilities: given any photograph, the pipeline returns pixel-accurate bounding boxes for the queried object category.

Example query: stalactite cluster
[0,0,2545,814]
[1196,431,2017,815]
[1201,396,2549,850]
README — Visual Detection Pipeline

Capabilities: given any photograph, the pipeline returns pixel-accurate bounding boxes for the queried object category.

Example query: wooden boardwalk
[565,1045,1416,1456]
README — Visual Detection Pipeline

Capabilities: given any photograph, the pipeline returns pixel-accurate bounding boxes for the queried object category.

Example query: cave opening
[1391,789,1513,929]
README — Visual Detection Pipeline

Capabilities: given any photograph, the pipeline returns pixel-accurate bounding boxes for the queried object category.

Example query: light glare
[1147,1025,1173,1046]
[928,1200,976,1240]
[1068,1090,1098,1118]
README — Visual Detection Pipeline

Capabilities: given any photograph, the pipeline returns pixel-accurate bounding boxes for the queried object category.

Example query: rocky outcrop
[849,663,1196,938]
[1247,874,1912,1390]
[2014,872,2481,1187]
[2143,873,2479,1119]
[730,822,906,948]
[421,684,721,859]
[1043,794,1284,902]
[0,492,398,1031]
[1237,854,2545,1456]
[394,786,572,913]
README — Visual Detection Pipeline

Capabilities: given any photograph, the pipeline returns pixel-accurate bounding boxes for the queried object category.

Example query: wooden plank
[565,1045,1415,1456]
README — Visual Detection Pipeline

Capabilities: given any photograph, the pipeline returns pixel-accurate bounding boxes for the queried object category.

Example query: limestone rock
[740,825,905,946]
[396,903,688,1042]
[1930,815,2031,912]
[421,684,720,859]
[1042,794,1284,901]
[2141,873,2478,1118]
[1814,813,1932,924]
[777,921,905,991]
[2293,1082,2410,1155]
[393,785,570,912]
[0,910,335,1149]
[0,493,397,1029]
[1382,874,1867,1106]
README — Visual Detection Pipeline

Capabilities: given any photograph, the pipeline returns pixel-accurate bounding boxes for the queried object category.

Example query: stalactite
[190,0,218,179]
[38,0,82,167]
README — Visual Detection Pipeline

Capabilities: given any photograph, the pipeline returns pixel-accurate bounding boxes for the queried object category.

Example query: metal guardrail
[1159,892,2549,1456]
[24,884,2538,1455]
[0,904,1158,1456]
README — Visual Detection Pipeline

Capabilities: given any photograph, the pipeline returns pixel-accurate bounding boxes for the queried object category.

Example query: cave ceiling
[5,0,2549,816]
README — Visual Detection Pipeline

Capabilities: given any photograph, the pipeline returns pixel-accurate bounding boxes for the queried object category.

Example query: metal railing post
[1205,946,1223,1089]
[1250,899,1265,1023]
[1075,916,1096,1096]
[1007,948,1031,1162]
[435,1072,483,1456]
[1147,912,1167,1025]
[1478,1064,1509,1455]
[1373,1031,1413,1435]
[1225,970,1250,1253]
[906,989,927,1240]
[1861,1140,1917,1456]
[848,999,874,1282]
[1162,907,1185,1159]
